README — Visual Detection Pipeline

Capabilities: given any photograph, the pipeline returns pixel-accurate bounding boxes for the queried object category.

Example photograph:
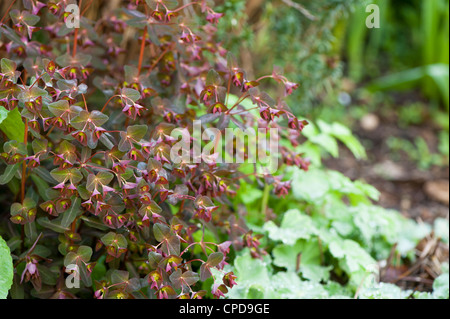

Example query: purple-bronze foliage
[0,0,309,299]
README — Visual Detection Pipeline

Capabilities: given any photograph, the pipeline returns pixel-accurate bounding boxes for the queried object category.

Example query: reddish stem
[72,0,83,58]
[146,46,172,76]
[101,95,120,113]
[73,29,79,58]
[29,72,48,89]
[81,0,94,16]
[225,73,232,106]
[81,93,89,112]
[226,94,250,114]
[138,26,148,76]
[230,106,259,116]
[0,0,17,26]
[256,75,273,82]
[173,1,201,13]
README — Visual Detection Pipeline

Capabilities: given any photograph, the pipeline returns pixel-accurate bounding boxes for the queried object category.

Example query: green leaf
[32,139,48,154]
[61,197,81,228]
[291,168,330,202]
[70,110,89,130]
[263,209,317,245]
[37,265,58,286]
[65,246,92,265]
[273,239,330,282]
[153,223,170,242]
[18,87,48,102]
[1,58,16,75]
[270,272,329,299]
[0,106,8,123]
[148,252,163,268]
[247,286,265,299]
[206,69,223,86]
[37,217,69,233]
[48,100,70,117]
[308,133,339,157]
[180,271,199,286]
[200,263,212,281]
[121,88,141,102]
[0,236,14,299]
[101,232,127,248]
[165,235,180,256]
[207,252,224,267]
[91,255,107,282]
[0,163,20,185]
[358,283,412,299]
[319,121,367,160]
[80,216,109,231]
[24,222,38,242]
[34,167,57,184]
[100,232,116,246]
[22,198,36,211]
[170,269,200,289]
[56,53,92,67]
[127,125,148,141]
[433,272,449,299]
[0,106,25,142]
[77,246,92,262]
[111,270,129,284]
[434,218,449,244]
[50,168,82,184]
[96,171,114,185]
[153,224,180,255]
[64,246,94,287]
[90,111,109,127]
[21,12,40,26]
[86,171,114,191]
[232,250,271,291]
[328,238,377,287]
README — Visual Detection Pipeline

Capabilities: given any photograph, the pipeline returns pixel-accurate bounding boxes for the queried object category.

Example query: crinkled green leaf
[433,272,449,299]
[263,209,317,245]
[273,239,330,282]
[0,236,14,299]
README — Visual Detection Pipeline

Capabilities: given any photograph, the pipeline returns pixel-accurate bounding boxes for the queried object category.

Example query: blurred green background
[216,0,449,115]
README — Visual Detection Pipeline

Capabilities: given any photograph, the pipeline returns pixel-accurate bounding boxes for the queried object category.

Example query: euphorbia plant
[0,0,309,299]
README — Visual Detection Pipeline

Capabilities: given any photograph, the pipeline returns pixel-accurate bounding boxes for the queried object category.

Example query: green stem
[261,184,271,217]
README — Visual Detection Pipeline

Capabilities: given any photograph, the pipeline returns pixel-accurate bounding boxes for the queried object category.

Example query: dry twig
[281,0,317,21]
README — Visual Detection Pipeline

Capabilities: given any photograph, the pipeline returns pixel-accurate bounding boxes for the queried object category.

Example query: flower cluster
[0,0,309,299]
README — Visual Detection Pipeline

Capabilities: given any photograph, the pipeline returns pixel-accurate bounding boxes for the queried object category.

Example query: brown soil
[324,114,449,224]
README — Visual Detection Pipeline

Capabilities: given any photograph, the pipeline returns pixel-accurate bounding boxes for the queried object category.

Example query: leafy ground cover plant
[225,165,449,299]
[0,0,310,299]
[0,235,13,298]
